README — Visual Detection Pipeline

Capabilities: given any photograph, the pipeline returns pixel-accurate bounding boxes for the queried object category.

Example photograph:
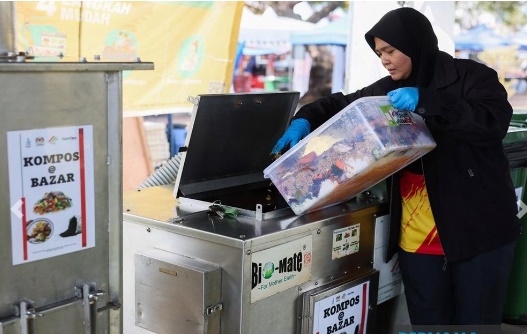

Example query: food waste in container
[264,96,437,215]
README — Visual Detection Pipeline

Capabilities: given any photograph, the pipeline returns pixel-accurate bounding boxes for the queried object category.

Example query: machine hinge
[204,303,223,315]
[187,95,200,106]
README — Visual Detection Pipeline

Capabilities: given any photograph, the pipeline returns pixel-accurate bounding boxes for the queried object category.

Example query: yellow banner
[16,1,244,114]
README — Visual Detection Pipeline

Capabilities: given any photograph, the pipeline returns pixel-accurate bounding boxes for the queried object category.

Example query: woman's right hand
[271,118,311,155]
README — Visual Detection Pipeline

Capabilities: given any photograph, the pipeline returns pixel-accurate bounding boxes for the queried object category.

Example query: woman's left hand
[388,87,419,111]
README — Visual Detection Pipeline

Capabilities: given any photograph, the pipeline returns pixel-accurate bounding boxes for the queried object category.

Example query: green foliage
[456,1,527,30]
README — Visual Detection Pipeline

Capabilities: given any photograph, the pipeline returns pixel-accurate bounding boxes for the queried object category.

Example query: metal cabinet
[123,186,383,334]
[0,61,152,334]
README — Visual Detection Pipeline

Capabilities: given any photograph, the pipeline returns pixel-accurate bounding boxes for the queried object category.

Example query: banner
[16,1,244,114]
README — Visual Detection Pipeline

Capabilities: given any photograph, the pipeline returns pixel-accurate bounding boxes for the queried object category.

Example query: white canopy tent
[238,7,315,56]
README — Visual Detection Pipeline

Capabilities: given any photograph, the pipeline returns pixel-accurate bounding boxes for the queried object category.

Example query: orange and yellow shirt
[399,169,444,255]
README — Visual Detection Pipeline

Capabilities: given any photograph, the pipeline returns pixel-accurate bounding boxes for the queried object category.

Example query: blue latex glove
[388,87,419,112]
[271,118,310,155]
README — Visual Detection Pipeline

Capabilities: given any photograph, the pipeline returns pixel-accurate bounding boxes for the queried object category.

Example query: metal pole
[0,2,16,54]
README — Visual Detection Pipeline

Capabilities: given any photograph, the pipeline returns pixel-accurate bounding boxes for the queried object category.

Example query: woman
[272,7,520,326]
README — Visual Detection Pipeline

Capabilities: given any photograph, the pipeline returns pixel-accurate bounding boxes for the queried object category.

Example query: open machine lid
[174,91,299,198]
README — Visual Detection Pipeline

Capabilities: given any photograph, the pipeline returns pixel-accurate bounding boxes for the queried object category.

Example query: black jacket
[294,51,521,262]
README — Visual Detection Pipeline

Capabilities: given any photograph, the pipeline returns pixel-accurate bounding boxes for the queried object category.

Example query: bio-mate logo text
[251,251,302,289]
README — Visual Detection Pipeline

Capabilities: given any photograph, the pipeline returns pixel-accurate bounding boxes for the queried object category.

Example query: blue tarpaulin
[455,25,510,51]
[512,26,527,51]
[290,14,350,46]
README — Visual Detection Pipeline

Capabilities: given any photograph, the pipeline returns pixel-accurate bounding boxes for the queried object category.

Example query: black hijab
[364,7,439,87]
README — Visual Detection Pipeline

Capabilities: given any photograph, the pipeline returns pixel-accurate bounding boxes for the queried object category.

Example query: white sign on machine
[332,223,360,260]
[8,125,96,265]
[251,235,313,303]
[312,280,371,334]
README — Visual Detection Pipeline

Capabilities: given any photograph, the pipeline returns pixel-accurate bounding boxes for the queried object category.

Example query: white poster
[8,125,95,265]
[312,281,370,334]
[373,215,403,304]
[251,235,312,303]
[332,224,360,260]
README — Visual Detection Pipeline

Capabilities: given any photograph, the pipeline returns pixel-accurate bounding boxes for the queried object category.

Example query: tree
[456,1,527,31]
[245,1,343,22]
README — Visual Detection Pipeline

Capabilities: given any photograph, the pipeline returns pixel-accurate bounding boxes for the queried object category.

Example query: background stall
[236,7,315,93]
[290,13,350,96]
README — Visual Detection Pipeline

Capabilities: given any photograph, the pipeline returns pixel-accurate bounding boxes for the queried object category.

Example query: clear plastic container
[264,96,437,215]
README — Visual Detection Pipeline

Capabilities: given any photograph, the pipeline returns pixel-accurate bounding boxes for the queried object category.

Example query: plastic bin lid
[174,91,299,197]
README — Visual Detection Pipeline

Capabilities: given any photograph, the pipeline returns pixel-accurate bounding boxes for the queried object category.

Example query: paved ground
[503,323,527,333]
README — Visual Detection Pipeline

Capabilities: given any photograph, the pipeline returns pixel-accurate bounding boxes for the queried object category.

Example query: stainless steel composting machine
[0,5,153,332]
[123,92,386,334]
